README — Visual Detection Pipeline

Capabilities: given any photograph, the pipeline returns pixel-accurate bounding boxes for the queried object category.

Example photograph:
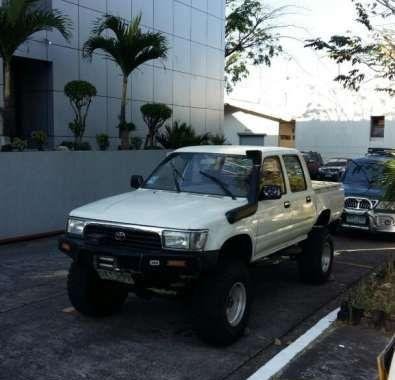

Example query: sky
[226,0,395,121]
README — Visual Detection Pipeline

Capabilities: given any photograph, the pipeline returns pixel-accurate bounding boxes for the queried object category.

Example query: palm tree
[83,15,168,149]
[0,0,71,140]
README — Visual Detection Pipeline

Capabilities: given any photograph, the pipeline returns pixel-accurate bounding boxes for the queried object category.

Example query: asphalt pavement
[0,231,394,380]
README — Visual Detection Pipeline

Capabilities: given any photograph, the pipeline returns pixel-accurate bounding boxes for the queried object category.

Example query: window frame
[370,116,385,138]
[260,155,287,195]
[282,154,308,193]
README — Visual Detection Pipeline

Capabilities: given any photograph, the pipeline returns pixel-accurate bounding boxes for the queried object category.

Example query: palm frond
[92,14,127,42]
[82,14,168,76]
[0,0,71,60]
[82,35,120,63]
[382,159,395,200]
[24,9,72,39]
[132,32,168,70]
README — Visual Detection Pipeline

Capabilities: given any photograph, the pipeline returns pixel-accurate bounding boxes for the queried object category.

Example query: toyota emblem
[114,231,126,241]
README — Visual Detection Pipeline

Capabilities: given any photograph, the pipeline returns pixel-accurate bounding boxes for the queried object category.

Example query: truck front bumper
[341,210,395,233]
[58,235,219,280]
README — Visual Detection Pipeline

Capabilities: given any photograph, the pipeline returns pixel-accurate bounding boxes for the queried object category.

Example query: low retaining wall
[0,151,168,241]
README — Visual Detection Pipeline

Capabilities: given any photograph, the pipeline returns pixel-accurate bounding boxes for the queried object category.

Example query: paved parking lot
[0,232,394,380]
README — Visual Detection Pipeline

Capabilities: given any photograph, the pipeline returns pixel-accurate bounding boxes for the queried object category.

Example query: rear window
[283,155,307,192]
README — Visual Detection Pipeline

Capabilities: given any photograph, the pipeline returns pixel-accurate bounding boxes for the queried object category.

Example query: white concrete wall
[224,110,279,146]
[0,150,169,241]
[0,0,225,147]
[296,120,395,160]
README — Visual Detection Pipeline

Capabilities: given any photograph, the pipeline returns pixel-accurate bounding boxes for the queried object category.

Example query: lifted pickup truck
[59,146,344,345]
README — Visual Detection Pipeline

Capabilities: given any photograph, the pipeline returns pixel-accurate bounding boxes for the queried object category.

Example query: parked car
[59,146,344,345]
[318,158,349,182]
[341,151,395,232]
[302,151,324,179]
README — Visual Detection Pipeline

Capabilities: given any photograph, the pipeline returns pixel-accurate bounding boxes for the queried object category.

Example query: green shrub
[118,121,136,132]
[31,130,48,151]
[208,133,227,145]
[130,136,143,150]
[60,141,75,150]
[11,137,27,151]
[60,140,92,151]
[77,142,92,151]
[64,80,97,146]
[141,103,172,148]
[144,145,163,150]
[381,159,395,201]
[96,133,110,151]
[157,121,209,149]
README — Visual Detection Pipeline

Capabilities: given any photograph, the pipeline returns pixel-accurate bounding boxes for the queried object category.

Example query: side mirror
[259,185,282,201]
[131,175,144,189]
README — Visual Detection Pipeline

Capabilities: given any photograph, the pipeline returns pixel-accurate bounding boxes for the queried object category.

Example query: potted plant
[11,137,27,152]
[96,133,110,151]
[64,80,97,150]
[31,130,48,151]
[141,103,172,148]
[130,136,143,150]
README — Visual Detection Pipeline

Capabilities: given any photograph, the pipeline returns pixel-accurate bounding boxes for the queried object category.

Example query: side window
[261,156,286,194]
[283,155,307,192]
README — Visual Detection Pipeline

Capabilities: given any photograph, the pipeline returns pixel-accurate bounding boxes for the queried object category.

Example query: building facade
[0,0,225,148]
[296,118,395,161]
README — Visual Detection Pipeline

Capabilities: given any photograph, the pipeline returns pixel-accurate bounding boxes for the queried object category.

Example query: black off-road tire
[67,262,128,317]
[192,259,251,346]
[298,227,334,284]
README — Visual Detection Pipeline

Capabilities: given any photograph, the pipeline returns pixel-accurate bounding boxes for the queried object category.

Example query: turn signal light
[166,260,187,268]
[61,242,72,252]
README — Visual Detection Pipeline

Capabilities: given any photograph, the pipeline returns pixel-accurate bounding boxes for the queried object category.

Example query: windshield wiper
[199,171,237,200]
[169,162,181,193]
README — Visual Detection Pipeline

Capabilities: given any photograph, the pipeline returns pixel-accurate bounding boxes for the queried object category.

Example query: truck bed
[312,181,344,223]
[312,180,342,194]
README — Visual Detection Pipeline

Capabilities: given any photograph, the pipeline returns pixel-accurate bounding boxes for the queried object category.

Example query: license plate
[346,215,367,225]
[96,269,135,285]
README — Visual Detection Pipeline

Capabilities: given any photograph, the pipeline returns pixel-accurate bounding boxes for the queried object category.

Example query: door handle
[306,196,312,203]
[284,201,291,209]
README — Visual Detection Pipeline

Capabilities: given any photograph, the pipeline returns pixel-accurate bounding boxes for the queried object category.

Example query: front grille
[84,224,162,251]
[359,199,371,210]
[345,198,359,209]
[344,197,377,210]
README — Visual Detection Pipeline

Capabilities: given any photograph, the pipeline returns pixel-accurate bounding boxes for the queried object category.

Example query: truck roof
[175,145,299,156]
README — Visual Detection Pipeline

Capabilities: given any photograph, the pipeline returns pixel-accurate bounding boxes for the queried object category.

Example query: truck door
[282,154,316,239]
[255,156,292,256]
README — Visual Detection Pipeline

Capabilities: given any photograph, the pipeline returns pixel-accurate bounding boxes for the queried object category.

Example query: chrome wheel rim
[321,243,332,273]
[226,282,247,327]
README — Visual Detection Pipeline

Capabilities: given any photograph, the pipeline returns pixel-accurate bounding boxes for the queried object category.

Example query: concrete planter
[0,150,169,241]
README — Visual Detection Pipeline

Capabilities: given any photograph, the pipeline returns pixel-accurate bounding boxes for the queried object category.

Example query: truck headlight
[162,230,208,251]
[67,218,88,236]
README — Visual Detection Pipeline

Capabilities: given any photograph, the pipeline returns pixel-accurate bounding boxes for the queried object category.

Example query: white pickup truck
[59,146,344,345]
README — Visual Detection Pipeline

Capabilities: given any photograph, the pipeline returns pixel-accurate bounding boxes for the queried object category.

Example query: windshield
[324,160,347,167]
[143,153,254,198]
[342,160,385,188]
